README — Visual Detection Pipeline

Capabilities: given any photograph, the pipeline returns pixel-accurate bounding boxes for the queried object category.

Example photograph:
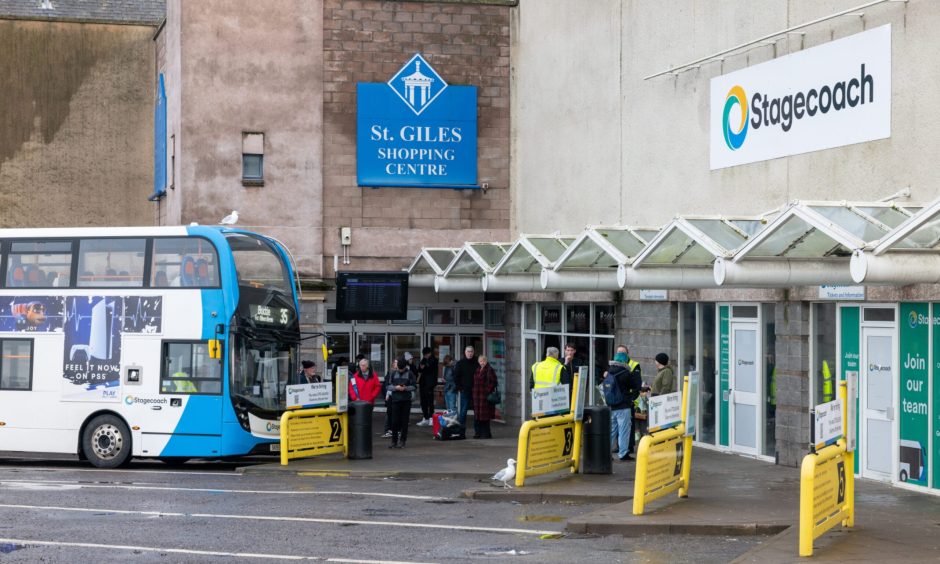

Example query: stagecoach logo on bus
[61,296,164,402]
[710,25,891,170]
[356,53,478,188]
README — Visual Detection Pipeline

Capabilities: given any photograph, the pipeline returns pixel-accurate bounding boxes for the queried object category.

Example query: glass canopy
[633,217,762,267]
[553,227,647,270]
[442,243,511,276]
[407,248,459,275]
[493,236,573,274]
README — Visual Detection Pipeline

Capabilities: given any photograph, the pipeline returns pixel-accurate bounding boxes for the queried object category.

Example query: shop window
[679,303,697,374]
[566,304,590,334]
[325,332,351,380]
[77,239,146,288]
[428,308,454,325]
[732,305,758,319]
[458,309,483,325]
[161,341,222,395]
[523,303,536,331]
[6,241,72,288]
[863,307,894,322]
[0,339,32,390]
[540,304,562,332]
[484,303,505,330]
[391,308,423,325]
[594,305,615,335]
[151,238,219,288]
[812,303,838,407]
[700,303,717,445]
[762,303,776,458]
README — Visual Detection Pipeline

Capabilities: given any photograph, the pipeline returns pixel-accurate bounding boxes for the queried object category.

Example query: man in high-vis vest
[529,346,572,396]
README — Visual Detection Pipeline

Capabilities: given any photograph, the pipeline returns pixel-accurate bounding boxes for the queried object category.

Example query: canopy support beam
[714,258,855,287]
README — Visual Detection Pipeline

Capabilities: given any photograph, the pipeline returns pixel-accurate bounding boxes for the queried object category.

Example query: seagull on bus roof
[219,210,239,225]
[491,458,516,489]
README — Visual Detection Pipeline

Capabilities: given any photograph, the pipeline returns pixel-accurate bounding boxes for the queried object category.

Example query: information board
[525,422,575,468]
[814,398,844,450]
[335,366,349,413]
[284,414,344,455]
[335,272,408,321]
[685,371,699,438]
[574,367,588,422]
[643,434,685,494]
[531,385,570,418]
[286,382,332,410]
[649,391,683,432]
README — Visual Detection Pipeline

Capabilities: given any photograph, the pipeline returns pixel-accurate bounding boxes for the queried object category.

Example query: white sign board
[710,25,891,169]
[818,285,865,300]
[286,382,332,410]
[845,370,857,452]
[814,398,844,450]
[684,371,699,438]
[531,385,570,418]
[640,289,668,301]
[335,366,349,413]
[648,391,683,432]
[574,367,588,422]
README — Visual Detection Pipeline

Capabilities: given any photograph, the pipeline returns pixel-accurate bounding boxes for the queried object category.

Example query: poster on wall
[485,332,506,420]
[0,296,65,332]
[899,303,929,486]
[932,304,940,489]
[840,306,861,474]
[61,296,165,402]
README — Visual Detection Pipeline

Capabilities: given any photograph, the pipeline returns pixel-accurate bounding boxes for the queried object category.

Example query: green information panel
[840,306,859,474]
[933,304,940,490]
[899,303,929,486]
[719,305,730,447]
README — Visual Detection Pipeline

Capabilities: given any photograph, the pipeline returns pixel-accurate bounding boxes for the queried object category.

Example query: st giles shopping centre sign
[710,25,891,170]
[356,54,478,188]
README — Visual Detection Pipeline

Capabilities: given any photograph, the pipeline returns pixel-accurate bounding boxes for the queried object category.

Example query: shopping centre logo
[722,85,749,151]
[387,54,448,116]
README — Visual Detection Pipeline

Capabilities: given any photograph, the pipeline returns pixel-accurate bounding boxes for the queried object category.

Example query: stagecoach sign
[356,54,478,188]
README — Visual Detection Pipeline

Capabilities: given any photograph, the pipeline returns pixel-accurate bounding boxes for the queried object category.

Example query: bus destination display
[249,304,291,327]
[336,272,408,320]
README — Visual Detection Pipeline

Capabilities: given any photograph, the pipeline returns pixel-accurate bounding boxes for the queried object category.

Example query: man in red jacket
[348,358,382,404]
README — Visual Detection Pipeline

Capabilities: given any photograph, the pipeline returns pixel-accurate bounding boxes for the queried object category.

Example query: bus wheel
[82,415,131,468]
[900,469,909,482]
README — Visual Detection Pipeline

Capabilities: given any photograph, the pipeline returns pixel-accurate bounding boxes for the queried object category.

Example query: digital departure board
[336,271,409,321]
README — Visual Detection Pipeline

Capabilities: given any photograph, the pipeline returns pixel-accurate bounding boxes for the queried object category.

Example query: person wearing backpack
[602,347,642,461]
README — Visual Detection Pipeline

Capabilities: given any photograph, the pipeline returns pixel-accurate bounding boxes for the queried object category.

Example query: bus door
[129,339,222,458]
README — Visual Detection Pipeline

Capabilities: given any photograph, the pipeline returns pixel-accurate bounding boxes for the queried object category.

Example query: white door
[861,326,896,482]
[730,322,760,455]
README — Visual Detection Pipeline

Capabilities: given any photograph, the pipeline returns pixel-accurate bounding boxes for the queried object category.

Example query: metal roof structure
[406,198,936,293]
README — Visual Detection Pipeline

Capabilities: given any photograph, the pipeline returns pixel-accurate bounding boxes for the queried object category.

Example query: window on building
[77,239,146,288]
[428,308,454,325]
[458,309,483,325]
[0,339,32,390]
[242,132,264,186]
[161,341,222,395]
[6,241,72,288]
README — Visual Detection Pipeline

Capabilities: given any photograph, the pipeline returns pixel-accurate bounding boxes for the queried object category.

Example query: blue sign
[357,54,477,188]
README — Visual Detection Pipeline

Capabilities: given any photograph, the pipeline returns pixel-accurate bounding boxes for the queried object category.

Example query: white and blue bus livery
[0,225,301,467]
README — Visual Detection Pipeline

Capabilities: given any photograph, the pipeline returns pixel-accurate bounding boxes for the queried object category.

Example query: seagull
[219,210,239,225]
[491,458,516,489]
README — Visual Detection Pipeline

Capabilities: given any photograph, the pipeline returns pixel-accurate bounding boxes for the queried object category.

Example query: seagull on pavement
[219,210,239,225]
[491,458,516,489]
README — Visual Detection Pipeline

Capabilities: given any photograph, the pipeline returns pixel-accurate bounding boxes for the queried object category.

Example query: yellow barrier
[280,406,348,465]
[633,375,693,515]
[799,381,854,557]
[515,374,582,487]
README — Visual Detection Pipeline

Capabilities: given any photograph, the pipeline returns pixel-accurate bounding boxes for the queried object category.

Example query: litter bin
[347,400,373,460]
[581,405,612,474]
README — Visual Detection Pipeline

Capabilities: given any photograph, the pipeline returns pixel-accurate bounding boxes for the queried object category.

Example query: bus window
[151,238,219,288]
[0,339,33,390]
[77,239,146,288]
[6,241,72,288]
[161,341,222,395]
[226,234,291,293]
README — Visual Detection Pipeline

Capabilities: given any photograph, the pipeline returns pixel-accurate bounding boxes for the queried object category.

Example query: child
[634,384,651,439]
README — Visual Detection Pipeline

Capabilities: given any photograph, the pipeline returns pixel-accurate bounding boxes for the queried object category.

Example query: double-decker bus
[0,225,301,467]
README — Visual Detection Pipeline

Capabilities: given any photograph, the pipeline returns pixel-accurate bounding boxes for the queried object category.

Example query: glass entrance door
[861,326,896,482]
[730,321,760,456]
[521,335,537,420]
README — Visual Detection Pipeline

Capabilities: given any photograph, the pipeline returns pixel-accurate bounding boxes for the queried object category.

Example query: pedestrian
[348,358,381,404]
[605,345,641,461]
[454,346,478,427]
[381,358,399,438]
[634,384,651,438]
[562,342,583,392]
[293,360,319,385]
[651,353,675,396]
[441,354,457,414]
[471,355,498,439]
[386,356,416,448]
[529,346,572,398]
[416,346,439,426]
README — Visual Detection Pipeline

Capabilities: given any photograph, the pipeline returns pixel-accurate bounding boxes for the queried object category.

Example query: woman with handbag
[471,355,499,439]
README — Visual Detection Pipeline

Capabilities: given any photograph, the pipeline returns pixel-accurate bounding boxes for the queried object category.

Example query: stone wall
[774,300,811,467]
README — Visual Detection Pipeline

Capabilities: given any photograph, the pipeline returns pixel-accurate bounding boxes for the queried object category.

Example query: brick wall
[321,0,511,277]
[775,301,811,467]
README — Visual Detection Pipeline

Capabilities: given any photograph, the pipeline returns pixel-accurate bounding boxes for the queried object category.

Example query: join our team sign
[357,54,478,188]
[710,25,891,170]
